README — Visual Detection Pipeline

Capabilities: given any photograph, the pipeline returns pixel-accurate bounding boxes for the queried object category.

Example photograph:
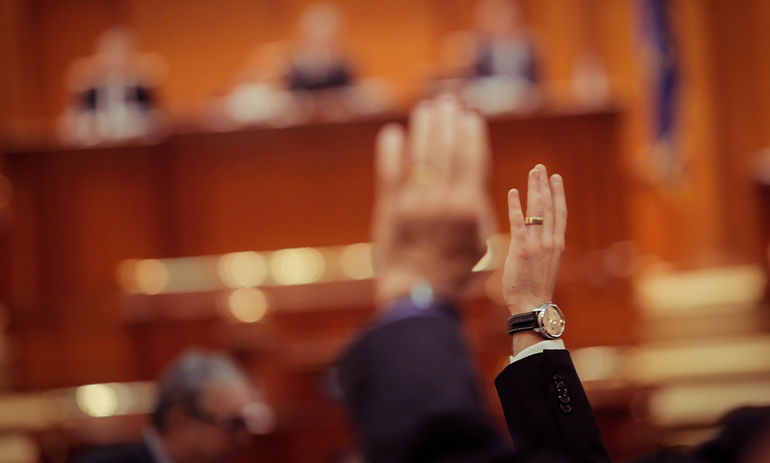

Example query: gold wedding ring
[525,217,544,225]
[410,163,438,186]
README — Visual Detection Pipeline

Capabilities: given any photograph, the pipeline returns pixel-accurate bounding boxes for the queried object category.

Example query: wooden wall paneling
[5,145,167,322]
[0,0,45,124]
[3,158,38,329]
[167,120,381,256]
[72,147,165,309]
[3,141,182,388]
[705,0,770,262]
[754,1,770,141]
[23,151,83,325]
[0,0,23,123]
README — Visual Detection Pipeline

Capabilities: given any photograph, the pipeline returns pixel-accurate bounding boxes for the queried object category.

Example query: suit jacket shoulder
[338,315,515,463]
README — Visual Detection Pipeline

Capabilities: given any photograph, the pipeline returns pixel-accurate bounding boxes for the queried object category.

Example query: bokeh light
[227,288,269,323]
[270,247,325,285]
[134,259,170,295]
[75,384,118,418]
[218,251,269,288]
[339,243,374,280]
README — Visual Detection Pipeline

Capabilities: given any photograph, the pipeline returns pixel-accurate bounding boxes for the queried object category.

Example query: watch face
[540,305,565,337]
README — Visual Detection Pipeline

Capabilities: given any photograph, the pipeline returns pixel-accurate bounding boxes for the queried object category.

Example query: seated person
[282,3,394,120]
[471,0,538,82]
[76,349,273,463]
[286,3,354,92]
[60,27,164,145]
[334,96,770,463]
[457,0,542,113]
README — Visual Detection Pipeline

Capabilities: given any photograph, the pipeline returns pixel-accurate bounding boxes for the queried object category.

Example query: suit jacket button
[559,395,570,404]
[556,382,567,394]
[560,404,572,413]
[553,374,564,383]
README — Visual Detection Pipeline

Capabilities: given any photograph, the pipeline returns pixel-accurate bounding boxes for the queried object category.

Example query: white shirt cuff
[509,339,566,364]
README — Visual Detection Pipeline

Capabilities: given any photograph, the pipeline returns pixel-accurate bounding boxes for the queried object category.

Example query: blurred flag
[640,0,684,183]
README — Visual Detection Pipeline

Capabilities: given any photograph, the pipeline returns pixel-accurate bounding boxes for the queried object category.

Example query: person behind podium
[59,27,165,145]
[463,0,542,113]
[76,350,273,463]
[282,3,392,120]
[286,3,354,93]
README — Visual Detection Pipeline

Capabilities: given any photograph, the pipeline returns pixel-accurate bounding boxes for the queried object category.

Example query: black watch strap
[507,311,538,335]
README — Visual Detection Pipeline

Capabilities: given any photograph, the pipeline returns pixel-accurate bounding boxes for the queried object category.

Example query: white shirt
[509,339,566,364]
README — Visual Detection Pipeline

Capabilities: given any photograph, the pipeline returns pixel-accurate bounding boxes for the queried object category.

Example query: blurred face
[476,0,520,36]
[96,29,134,70]
[182,381,255,463]
[299,4,342,47]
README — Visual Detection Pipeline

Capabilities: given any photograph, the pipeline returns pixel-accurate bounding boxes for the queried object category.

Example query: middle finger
[526,167,544,244]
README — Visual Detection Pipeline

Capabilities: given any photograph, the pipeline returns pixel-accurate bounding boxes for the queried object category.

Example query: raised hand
[503,164,567,353]
[372,96,496,306]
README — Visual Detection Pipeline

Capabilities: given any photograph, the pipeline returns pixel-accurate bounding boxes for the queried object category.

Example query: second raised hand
[372,96,496,307]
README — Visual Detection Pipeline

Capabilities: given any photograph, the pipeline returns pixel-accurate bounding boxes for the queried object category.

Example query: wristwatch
[507,302,565,339]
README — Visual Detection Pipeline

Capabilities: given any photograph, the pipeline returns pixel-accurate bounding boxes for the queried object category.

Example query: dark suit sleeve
[337,313,515,463]
[495,350,612,463]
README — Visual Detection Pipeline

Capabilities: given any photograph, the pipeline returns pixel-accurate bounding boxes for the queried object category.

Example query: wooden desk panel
[165,120,381,256]
[2,109,632,389]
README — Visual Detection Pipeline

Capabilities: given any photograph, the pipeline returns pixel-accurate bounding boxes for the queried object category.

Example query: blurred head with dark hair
[150,350,272,463]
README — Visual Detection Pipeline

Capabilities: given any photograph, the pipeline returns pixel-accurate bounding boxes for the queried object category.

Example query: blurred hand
[373,96,495,306]
[502,164,567,316]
